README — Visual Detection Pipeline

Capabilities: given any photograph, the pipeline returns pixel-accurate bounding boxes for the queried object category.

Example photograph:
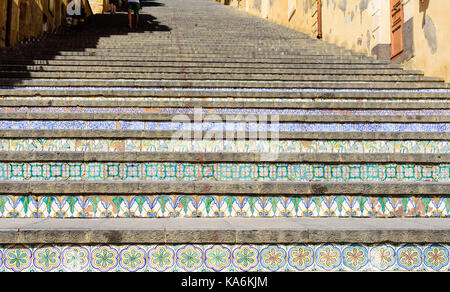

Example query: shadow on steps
[0,1,172,88]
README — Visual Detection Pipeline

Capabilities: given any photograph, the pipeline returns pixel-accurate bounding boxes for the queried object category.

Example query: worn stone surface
[0,0,448,252]
[0,218,449,244]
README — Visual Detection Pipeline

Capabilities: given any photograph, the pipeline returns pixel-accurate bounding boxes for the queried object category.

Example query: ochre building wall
[219,0,450,82]
[0,0,105,47]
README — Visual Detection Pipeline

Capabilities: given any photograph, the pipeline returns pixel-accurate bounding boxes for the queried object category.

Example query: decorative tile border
[1,195,449,218]
[1,163,448,182]
[0,139,448,153]
[4,86,450,93]
[0,120,447,132]
[1,107,448,116]
[0,244,448,271]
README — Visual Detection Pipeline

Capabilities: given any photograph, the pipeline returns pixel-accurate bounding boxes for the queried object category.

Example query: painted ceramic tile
[1,162,448,182]
[0,244,448,272]
[0,195,448,218]
[1,139,447,153]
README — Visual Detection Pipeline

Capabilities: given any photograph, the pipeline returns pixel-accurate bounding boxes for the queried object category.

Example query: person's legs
[134,12,139,29]
[131,2,140,29]
[127,2,140,29]
[128,9,132,29]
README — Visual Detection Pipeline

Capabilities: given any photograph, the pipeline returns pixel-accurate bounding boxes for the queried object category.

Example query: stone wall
[220,0,450,82]
[0,0,105,47]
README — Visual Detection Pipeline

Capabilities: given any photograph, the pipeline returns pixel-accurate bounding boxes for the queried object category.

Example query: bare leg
[135,13,139,29]
[128,10,132,29]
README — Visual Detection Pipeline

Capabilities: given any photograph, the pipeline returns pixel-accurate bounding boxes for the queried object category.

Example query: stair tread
[0,218,448,244]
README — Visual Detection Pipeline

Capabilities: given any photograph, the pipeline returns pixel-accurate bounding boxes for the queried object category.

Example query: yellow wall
[0,0,6,46]
[0,0,104,47]
[402,0,450,81]
[89,0,107,14]
[220,0,450,82]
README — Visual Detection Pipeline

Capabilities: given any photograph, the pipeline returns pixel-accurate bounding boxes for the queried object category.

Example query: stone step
[0,70,443,84]
[6,50,369,58]
[15,44,362,52]
[1,80,445,89]
[0,181,446,195]
[0,68,422,77]
[1,89,448,100]
[11,54,388,62]
[1,99,448,109]
[0,218,448,244]
[1,74,436,83]
[0,112,447,123]
[1,82,448,90]
[0,58,395,66]
[0,63,405,71]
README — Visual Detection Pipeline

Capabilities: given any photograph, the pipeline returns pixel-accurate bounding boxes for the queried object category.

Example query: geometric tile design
[0,120,448,132]
[1,139,448,153]
[1,163,448,182]
[0,244,448,271]
[1,195,449,218]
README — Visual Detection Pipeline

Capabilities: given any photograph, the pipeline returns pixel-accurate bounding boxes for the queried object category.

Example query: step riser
[0,64,407,71]
[1,77,443,86]
[0,121,447,132]
[0,194,448,218]
[1,130,448,140]
[0,69,421,76]
[0,55,389,62]
[2,82,446,90]
[0,243,447,271]
[1,139,446,154]
[3,89,447,98]
[3,97,448,104]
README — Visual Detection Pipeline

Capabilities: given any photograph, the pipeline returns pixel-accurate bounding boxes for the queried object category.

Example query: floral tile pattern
[1,195,449,218]
[1,106,449,116]
[0,244,448,271]
[0,139,448,153]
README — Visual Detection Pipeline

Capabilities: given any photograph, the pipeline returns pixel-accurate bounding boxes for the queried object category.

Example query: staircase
[0,0,448,272]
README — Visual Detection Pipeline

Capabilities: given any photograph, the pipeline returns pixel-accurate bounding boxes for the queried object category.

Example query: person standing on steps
[127,0,140,30]
[109,0,118,14]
